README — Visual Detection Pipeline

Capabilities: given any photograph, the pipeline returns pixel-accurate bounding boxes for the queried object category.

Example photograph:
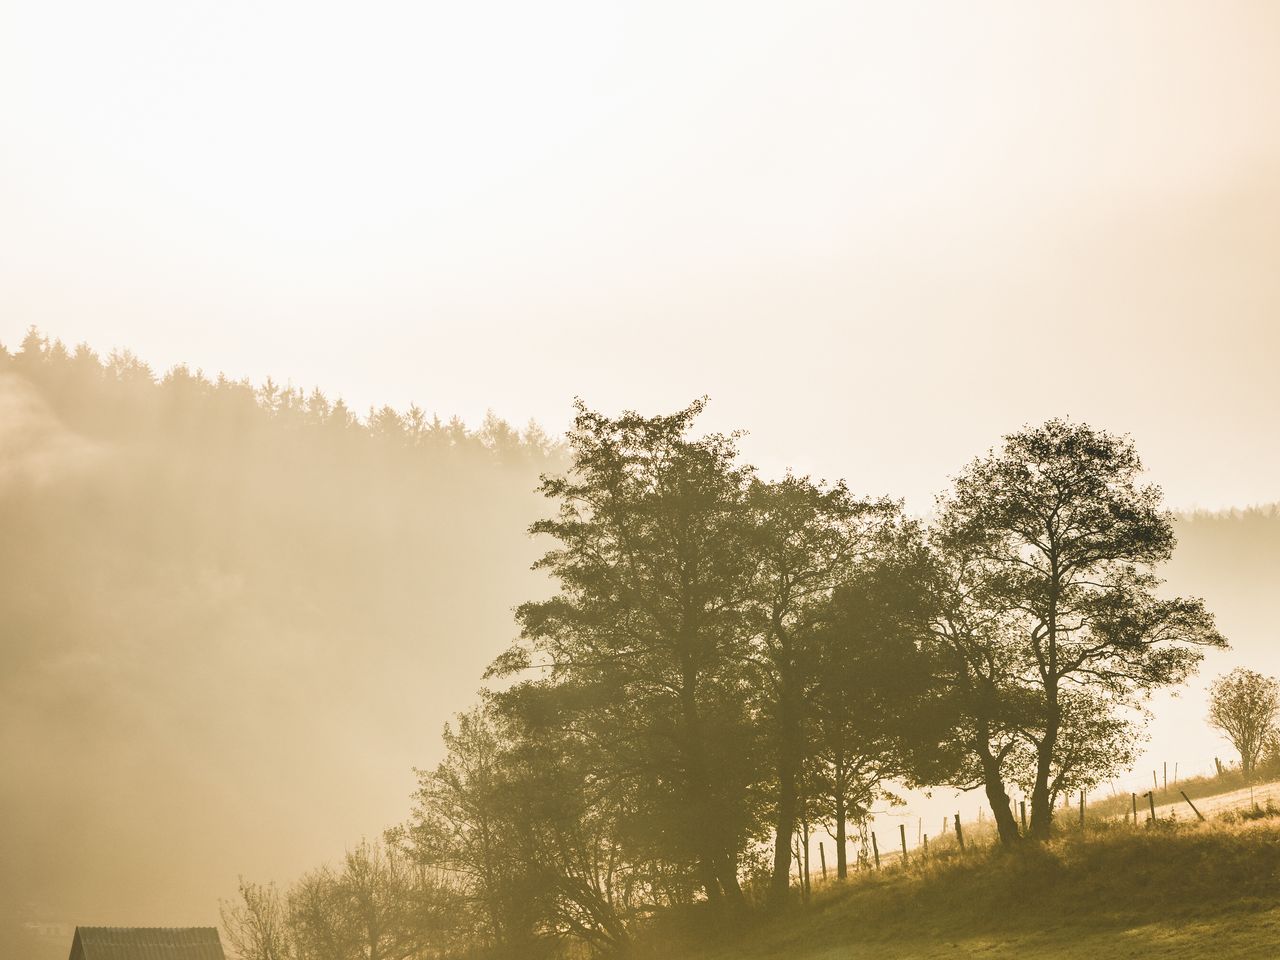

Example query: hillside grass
[1086,763,1280,820]
[649,815,1280,959]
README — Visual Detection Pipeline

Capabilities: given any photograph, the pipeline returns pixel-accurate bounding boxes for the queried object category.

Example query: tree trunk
[800,814,811,900]
[980,754,1021,846]
[698,860,722,906]
[972,714,1020,845]
[679,655,725,906]
[1029,573,1063,841]
[768,685,800,908]
[718,856,745,908]
[1029,687,1060,840]
[835,792,848,880]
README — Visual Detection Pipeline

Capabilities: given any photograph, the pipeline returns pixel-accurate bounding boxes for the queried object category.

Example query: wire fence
[794,757,1280,889]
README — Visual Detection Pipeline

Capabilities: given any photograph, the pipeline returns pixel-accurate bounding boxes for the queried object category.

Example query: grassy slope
[664,819,1280,959]
[1087,765,1280,820]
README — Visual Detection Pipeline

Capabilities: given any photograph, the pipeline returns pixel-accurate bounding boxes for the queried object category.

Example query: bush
[1219,799,1280,824]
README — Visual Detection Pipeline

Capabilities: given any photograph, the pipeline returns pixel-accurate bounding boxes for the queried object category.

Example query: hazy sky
[3,0,1278,512]
[3,3,1280,928]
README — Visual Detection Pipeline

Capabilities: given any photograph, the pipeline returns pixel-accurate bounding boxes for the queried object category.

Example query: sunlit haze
[2,3,1279,957]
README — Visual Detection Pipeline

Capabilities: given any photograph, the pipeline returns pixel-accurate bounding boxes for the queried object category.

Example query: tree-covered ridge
[1,326,560,461]
[0,328,564,937]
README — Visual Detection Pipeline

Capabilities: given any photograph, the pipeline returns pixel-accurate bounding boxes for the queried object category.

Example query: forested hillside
[0,330,562,940]
[1,328,1277,960]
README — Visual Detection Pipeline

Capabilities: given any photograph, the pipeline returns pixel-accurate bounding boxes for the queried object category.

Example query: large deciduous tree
[489,399,761,909]
[937,419,1226,838]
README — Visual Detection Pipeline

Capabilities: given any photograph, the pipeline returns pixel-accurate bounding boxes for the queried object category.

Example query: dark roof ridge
[70,926,226,960]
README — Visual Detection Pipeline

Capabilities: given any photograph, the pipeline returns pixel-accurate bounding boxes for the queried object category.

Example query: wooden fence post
[1146,791,1157,823]
[954,813,965,850]
[1020,799,1027,833]
[923,834,929,856]
[1180,791,1205,822]
[900,824,908,865]
[1131,792,1137,825]
[1164,762,1168,792]
[1079,790,1085,827]
[819,841,827,879]
[871,831,880,870]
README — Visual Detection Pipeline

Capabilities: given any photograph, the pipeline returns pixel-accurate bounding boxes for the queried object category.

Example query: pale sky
[3,0,1278,511]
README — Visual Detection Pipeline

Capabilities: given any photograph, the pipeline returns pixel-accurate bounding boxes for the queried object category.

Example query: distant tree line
[222,397,1226,959]
[2,327,560,461]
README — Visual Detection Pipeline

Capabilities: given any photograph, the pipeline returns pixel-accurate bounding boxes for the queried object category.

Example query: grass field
[651,815,1280,959]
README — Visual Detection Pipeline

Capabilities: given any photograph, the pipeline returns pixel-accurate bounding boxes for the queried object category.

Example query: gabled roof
[69,927,226,960]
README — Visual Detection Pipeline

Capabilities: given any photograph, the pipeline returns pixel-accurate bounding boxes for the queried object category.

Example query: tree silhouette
[1208,668,1280,777]
[491,399,760,910]
[936,419,1226,838]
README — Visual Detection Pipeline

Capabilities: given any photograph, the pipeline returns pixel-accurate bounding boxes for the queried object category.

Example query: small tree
[1208,668,1280,777]
[394,708,546,955]
[221,841,459,960]
[221,880,293,960]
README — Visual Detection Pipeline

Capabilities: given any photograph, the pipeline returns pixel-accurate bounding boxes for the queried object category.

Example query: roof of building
[69,927,226,960]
